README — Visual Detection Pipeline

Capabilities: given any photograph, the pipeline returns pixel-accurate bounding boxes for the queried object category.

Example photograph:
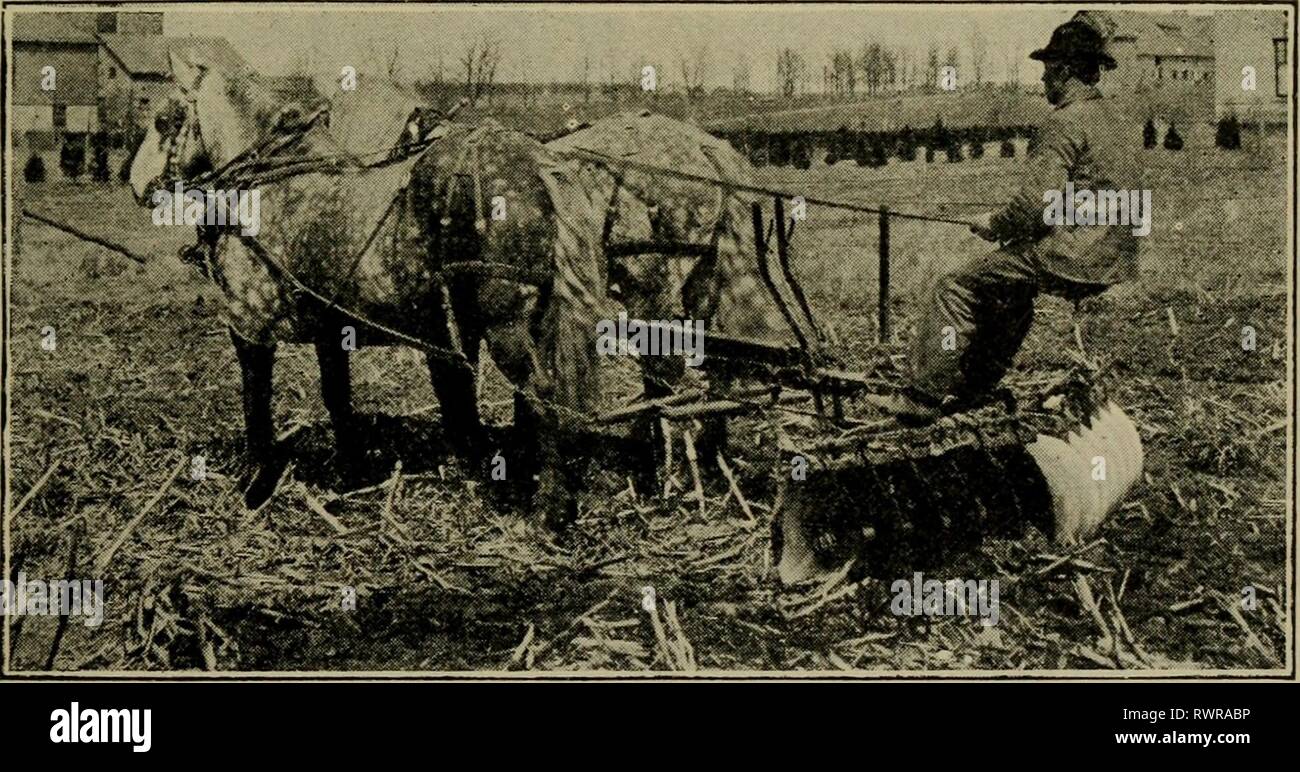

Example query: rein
[177,100,485,372]
[189,106,334,189]
[233,233,475,372]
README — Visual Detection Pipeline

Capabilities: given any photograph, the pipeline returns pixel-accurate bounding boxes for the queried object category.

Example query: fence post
[878,205,890,343]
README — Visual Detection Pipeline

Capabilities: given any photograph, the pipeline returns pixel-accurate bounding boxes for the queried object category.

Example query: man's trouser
[909,246,1102,406]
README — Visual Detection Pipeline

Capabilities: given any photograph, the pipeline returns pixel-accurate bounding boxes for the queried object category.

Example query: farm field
[5,129,1290,673]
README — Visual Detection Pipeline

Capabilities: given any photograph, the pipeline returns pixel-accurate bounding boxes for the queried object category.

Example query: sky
[165,3,1081,90]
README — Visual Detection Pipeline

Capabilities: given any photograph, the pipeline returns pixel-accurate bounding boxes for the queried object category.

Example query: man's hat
[1030,20,1117,70]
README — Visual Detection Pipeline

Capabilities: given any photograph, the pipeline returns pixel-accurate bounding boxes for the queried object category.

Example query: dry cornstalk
[1103,579,1151,667]
[1218,592,1279,666]
[9,459,61,523]
[716,453,755,524]
[94,456,186,575]
[660,418,674,496]
[663,600,696,671]
[508,623,536,669]
[646,597,677,670]
[682,428,705,515]
[301,486,350,536]
[523,587,619,668]
[381,461,411,540]
[1072,572,1116,664]
[45,526,83,670]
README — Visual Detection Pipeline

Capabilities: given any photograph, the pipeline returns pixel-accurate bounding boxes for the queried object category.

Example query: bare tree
[460,32,502,106]
[732,54,751,94]
[602,51,622,103]
[969,24,988,87]
[422,51,450,108]
[362,37,404,81]
[926,46,940,92]
[1002,39,1022,88]
[895,48,913,91]
[776,48,805,98]
[859,43,886,96]
[882,48,898,92]
[678,44,710,99]
[828,49,856,95]
[385,44,402,80]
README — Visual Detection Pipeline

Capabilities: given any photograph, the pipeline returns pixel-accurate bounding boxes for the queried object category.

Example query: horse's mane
[217,69,298,144]
[220,70,425,159]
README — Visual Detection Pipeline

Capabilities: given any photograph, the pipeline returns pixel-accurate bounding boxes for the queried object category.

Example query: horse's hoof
[333,451,370,491]
[242,457,289,510]
[448,426,488,466]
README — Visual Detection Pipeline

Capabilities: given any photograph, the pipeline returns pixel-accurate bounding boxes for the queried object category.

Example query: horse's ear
[168,51,196,91]
[168,51,208,92]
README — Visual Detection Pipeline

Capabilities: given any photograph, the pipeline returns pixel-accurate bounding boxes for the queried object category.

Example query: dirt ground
[5,130,1290,673]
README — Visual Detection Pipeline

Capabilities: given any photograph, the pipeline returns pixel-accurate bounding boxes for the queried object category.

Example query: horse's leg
[231,330,286,508]
[523,394,574,533]
[425,327,484,464]
[313,332,364,485]
[639,355,685,495]
[534,283,602,532]
[483,318,576,531]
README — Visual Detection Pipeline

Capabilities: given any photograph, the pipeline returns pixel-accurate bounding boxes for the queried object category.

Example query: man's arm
[982,119,1072,246]
[968,211,997,241]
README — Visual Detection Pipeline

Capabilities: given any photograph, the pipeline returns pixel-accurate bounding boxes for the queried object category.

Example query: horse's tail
[536,154,610,420]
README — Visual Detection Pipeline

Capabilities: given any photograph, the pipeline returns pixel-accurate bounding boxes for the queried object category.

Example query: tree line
[717,121,1039,169]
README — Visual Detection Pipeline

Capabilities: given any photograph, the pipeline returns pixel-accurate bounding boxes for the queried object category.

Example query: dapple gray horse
[130,56,796,525]
[129,55,609,524]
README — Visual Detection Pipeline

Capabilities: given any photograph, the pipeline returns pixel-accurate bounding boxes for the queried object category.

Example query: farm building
[10,12,131,137]
[10,9,251,146]
[1213,8,1290,125]
[98,34,253,135]
[1076,8,1291,128]
[1076,9,1216,91]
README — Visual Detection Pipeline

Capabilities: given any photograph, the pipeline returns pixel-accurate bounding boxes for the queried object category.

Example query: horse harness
[174,108,740,387]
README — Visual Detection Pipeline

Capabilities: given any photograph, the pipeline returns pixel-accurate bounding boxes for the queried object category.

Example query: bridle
[158,91,223,276]
[156,92,208,190]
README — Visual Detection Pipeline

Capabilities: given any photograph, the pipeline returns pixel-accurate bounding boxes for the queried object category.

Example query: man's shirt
[989,80,1143,285]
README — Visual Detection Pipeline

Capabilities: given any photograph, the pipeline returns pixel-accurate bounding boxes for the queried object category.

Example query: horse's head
[549,113,805,354]
[130,52,258,203]
[130,53,204,202]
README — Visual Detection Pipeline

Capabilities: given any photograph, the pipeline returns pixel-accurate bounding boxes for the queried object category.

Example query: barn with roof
[98,34,253,134]
[10,9,252,151]
[1074,9,1216,91]
[10,12,122,137]
[1073,8,1289,128]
